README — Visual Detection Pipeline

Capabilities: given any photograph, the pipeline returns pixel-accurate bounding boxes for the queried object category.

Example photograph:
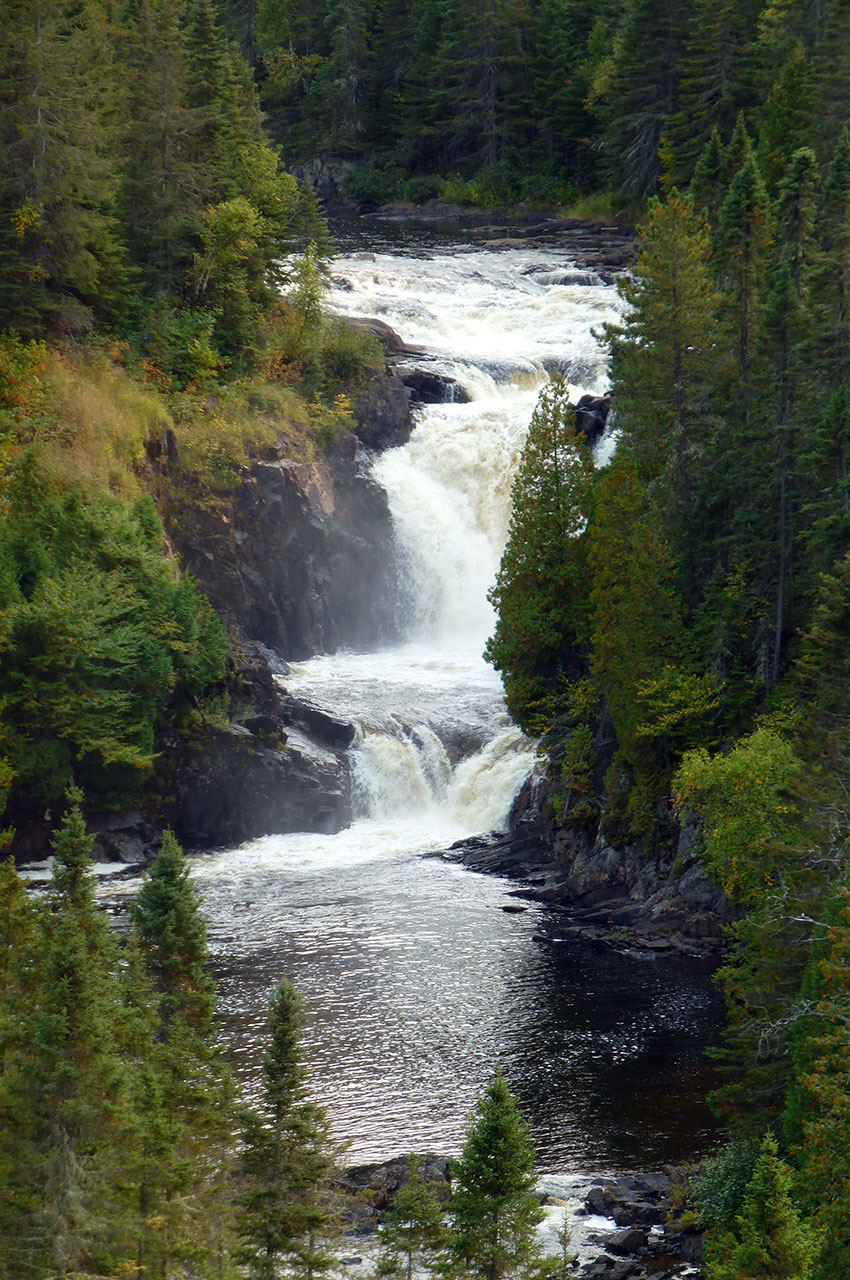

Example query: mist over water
[102,233,721,1175]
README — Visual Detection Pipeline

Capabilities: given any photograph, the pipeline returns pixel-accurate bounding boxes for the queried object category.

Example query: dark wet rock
[662,1229,705,1266]
[167,720,351,847]
[338,1154,452,1215]
[277,692,356,751]
[351,364,413,449]
[292,156,355,201]
[607,1229,649,1256]
[89,810,161,865]
[585,1186,617,1216]
[344,315,417,356]
[398,364,471,405]
[165,431,402,662]
[574,393,612,448]
[579,1259,642,1280]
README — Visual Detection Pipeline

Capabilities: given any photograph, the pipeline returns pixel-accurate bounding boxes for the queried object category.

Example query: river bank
[337,1155,704,1280]
[440,814,730,961]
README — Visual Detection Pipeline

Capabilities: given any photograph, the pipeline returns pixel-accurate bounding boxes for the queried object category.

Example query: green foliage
[704,1133,819,1280]
[0,795,241,1276]
[485,376,595,734]
[785,882,850,1278]
[237,974,338,1280]
[606,192,720,574]
[0,457,229,808]
[379,1155,448,1280]
[695,1139,762,1231]
[674,728,801,902]
[447,1071,552,1280]
[132,830,216,1035]
[0,787,129,1277]
[588,456,686,792]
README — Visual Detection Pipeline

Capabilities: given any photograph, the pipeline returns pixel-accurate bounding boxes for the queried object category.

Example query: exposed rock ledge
[440,774,730,957]
[82,358,414,864]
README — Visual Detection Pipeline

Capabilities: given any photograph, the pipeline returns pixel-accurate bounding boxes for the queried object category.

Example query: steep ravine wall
[89,358,413,862]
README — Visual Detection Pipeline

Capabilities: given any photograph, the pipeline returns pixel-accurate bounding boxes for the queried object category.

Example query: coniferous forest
[3,0,850,1277]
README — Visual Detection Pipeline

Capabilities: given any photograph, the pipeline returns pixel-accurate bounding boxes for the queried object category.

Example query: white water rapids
[261,243,624,863]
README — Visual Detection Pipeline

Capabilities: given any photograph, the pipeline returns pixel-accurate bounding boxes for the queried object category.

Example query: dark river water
[134,842,722,1176]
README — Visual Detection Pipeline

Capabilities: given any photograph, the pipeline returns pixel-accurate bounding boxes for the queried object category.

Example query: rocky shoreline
[336,1155,704,1280]
[368,199,637,277]
[439,826,729,961]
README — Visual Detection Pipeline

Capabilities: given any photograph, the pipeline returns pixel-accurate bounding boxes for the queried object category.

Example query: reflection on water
[171,848,722,1174]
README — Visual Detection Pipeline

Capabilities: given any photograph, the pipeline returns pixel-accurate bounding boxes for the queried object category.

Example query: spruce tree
[600,0,687,195]
[447,1071,551,1280]
[237,974,337,1280]
[379,1155,448,1280]
[788,884,850,1279]
[0,0,125,331]
[714,155,772,403]
[3,788,130,1278]
[588,457,688,830]
[132,829,215,1036]
[0,857,41,1271]
[484,376,595,734]
[758,148,819,682]
[704,1132,819,1280]
[131,829,233,1274]
[606,191,720,591]
[669,0,755,180]
[691,126,728,220]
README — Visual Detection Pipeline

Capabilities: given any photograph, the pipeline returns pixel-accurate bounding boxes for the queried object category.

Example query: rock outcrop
[81,360,413,863]
[163,428,403,662]
[442,770,730,955]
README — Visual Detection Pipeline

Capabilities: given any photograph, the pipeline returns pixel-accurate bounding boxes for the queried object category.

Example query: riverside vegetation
[0,798,560,1278]
[484,109,850,1280]
[3,0,850,1278]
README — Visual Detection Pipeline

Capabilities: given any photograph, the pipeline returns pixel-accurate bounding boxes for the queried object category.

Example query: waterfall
[266,243,624,843]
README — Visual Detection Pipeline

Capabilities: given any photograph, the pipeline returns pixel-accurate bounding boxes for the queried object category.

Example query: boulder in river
[574,393,611,448]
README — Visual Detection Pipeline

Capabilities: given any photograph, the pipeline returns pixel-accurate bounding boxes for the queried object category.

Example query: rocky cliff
[86,353,414,863]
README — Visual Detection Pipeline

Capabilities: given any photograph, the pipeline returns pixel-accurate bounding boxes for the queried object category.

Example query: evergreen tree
[600,0,687,195]
[691,126,728,220]
[305,0,374,153]
[131,829,233,1274]
[120,0,206,293]
[1,788,130,1277]
[117,927,183,1279]
[714,155,772,403]
[378,1154,448,1280]
[0,856,41,1269]
[237,973,337,1280]
[0,0,125,332]
[704,1132,819,1280]
[809,0,850,158]
[788,883,850,1279]
[758,147,819,682]
[426,0,528,174]
[588,457,687,830]
[447,1070,551,1280]
[757,44,813,194]
[484,376,595,734]
[669,0,755,180]
[724,110,755,179]
[606,192,720,591]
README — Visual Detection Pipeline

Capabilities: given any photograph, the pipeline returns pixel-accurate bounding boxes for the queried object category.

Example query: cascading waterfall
[286,244,623,838]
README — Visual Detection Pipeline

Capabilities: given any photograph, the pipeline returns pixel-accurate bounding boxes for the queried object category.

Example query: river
[103,222,721,1188]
